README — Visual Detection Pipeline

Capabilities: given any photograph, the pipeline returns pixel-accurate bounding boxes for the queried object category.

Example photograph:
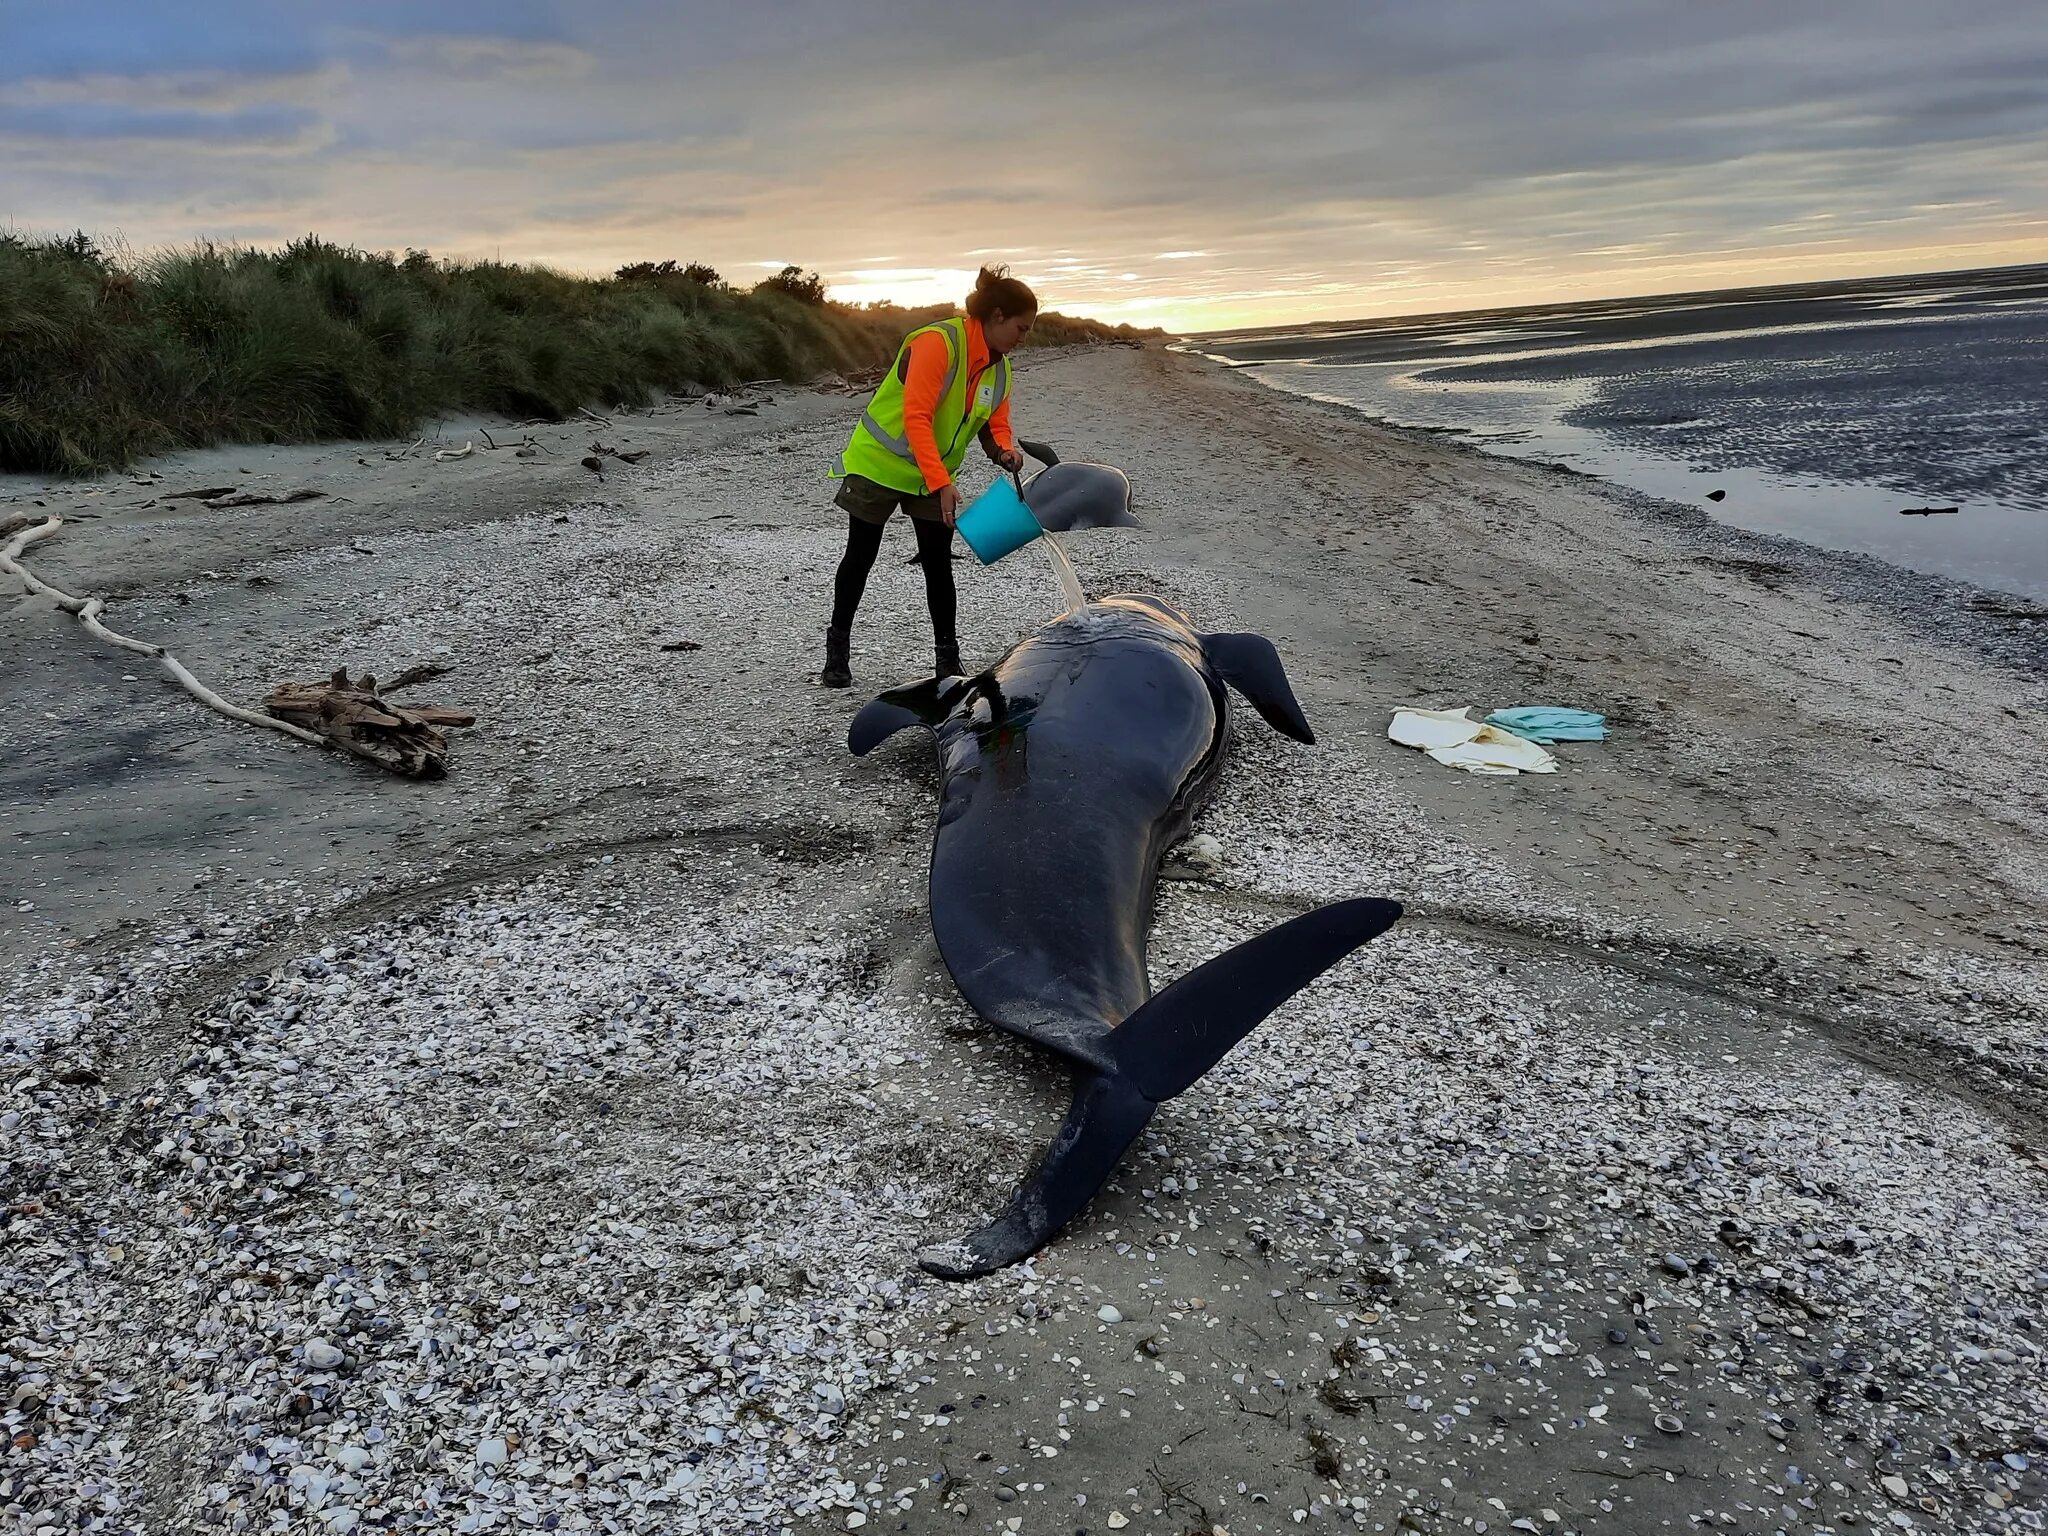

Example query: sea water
[1040,530,1087,615]
[1188,264,2048,598]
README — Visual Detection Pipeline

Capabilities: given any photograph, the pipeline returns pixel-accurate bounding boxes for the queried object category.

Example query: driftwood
[4,516,478,775]
[265,669,474,778]
[202,486,325,509]
[2,516,324,748]
[381,661,456,692]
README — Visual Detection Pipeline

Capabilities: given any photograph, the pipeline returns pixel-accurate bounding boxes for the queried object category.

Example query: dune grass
[0,234,1158,475]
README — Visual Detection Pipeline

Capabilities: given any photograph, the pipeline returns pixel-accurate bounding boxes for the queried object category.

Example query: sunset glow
[5,3,2045,330]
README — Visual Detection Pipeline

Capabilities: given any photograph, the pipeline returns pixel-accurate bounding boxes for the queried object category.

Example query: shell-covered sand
[3,350,2044,1533]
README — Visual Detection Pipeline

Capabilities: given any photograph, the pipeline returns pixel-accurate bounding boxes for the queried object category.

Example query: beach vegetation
[754,265,829,305]
[0,233,1157,475]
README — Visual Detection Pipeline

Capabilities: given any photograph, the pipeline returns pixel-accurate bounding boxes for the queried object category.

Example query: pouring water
[951,445,1124,619]
[1040,530,1087,616]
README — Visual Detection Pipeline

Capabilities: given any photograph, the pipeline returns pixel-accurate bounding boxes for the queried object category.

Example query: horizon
[1177,254,2048,338]
[12,228,2037,342]
[5,4,2047,332]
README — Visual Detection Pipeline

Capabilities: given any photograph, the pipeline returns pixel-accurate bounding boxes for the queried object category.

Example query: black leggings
[830,513,956,644]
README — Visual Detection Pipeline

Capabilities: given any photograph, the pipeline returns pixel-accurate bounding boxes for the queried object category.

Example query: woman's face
[984,308,1036,355]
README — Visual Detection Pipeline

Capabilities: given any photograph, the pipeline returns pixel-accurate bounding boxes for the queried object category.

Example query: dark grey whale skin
[1019,461,1139,533]
[850,594,1401,1278]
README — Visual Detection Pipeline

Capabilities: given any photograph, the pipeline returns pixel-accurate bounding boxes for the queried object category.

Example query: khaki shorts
[834,473,945,526]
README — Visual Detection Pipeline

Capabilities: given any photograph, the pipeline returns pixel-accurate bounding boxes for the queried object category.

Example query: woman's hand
[994,446,1025,474]
[938,484,962,526]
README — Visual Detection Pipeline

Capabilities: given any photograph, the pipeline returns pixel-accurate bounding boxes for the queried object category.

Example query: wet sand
[1192,263,2048,600]
[3,348,2045,1534]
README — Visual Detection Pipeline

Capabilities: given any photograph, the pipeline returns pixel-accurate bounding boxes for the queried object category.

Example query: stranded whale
[850,590,1402,1278]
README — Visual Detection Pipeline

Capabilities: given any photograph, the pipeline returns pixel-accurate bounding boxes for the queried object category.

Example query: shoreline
[4,347,2045,1533]
[1175,344,2048,672]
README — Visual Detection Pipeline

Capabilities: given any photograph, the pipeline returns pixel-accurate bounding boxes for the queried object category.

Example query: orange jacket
[902,314,1016,490]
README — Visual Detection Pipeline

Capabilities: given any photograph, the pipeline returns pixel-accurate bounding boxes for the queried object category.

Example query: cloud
[0,101,327,148]
[0,66,348,113]
[0,1,2042,326]
[0,63,342,154]
[381,35,595,81]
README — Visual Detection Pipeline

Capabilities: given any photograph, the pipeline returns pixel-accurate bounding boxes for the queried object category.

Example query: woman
[822,265,1037,687]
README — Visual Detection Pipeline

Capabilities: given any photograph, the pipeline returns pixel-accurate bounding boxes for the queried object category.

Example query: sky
[3,2,2046,332]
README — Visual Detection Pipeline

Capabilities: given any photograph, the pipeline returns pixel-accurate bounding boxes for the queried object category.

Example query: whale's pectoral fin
[1204,632,1315,744]
[1108,896,1403,1101]
[920,897,1403,1279]
[847,679,960,756]
[918,1072,1155,1280]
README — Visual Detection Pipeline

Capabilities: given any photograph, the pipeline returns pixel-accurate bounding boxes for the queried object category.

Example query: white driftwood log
[1,515,323,747]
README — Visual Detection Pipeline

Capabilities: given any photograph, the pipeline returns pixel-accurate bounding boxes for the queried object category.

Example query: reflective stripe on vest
[856,405,913,456]
[860,325,965,452]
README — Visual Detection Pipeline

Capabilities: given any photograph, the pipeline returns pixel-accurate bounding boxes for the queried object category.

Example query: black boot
[821,626,852,688]
[934,639,963,678]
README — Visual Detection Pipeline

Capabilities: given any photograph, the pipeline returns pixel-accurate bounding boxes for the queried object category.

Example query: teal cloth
[1484,707,1608,743]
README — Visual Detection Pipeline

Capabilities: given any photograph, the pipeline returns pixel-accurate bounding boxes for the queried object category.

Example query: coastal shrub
[754,265,828,306]
[0,233,1162,475]
[615,259,723,287]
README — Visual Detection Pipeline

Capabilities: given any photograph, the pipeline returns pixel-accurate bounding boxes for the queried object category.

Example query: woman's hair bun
[966,264,1038,320]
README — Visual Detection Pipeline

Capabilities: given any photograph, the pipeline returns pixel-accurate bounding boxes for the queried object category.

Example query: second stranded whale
[849,573,1402,1278]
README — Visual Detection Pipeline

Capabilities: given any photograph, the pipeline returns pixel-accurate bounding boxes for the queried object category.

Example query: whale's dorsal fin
[847,678,963,755]
[1203,632,1315,744]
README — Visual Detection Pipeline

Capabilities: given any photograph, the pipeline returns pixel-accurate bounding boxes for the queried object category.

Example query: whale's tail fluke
[917,897,1403,1279]
[1108,896,1402,1100]
[917,1072,1156,1280]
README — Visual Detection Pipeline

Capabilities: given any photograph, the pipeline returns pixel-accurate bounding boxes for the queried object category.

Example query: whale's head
[1021,461,1139,533]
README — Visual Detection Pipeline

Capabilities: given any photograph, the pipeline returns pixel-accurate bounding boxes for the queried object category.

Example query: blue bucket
[954,477,1043,565]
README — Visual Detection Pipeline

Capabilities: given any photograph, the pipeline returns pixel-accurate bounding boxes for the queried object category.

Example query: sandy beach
[4,347,2045,1534]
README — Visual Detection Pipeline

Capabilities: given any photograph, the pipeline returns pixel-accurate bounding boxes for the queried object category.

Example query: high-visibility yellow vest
[836,315,1012,494]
